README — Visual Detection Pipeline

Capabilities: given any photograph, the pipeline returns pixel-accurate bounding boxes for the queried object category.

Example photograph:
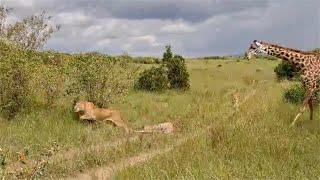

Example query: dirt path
[64,135,194,180]
[52,135,141,163]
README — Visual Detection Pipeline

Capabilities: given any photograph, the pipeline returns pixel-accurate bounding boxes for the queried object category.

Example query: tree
[0,5,60,50]
[162,45,173,63]
[312,48,320,53]
[166,55,190,90]
[0,6,11,36]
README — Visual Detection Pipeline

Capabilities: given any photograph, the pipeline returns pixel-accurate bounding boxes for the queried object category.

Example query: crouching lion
[74,101,131,133]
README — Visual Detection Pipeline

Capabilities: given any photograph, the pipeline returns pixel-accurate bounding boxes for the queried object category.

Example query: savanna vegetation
[135,45,190,92]
[1,4,320,180]
[1,40,320,179]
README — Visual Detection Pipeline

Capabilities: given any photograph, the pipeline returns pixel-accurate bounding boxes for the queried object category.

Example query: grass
[1,59,320,179]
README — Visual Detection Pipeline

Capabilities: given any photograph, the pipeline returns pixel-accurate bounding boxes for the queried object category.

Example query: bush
[274,61,298,80]
[119,51,133,62]
[283,83,320,104]
[135,46,190,92]
[154,58,161,64]
[203,56,227,60]
[311,48,320,53]
[0,55,30,119]
[36,65,66,107]
[0,39,139,118]
[134,66,169,92]
[283,84,305,104]
[129,57,161,64]
[166,55,190,90]
[68,54,135,108]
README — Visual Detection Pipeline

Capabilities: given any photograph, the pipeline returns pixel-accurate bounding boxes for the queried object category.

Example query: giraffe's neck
[260,42,314,65]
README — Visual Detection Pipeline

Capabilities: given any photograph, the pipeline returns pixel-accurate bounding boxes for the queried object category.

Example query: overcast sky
[2,0,320,57]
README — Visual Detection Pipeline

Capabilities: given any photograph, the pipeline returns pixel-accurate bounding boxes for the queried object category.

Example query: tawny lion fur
[74,101,130,133]
[74,101,175,134]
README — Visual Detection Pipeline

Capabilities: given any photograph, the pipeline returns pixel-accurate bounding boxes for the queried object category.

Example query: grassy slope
[117,60,320,179]
[1,59,320,179]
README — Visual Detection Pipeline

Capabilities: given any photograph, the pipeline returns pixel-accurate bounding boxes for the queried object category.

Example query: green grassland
[1,55,320,179]
[118,60,320,179]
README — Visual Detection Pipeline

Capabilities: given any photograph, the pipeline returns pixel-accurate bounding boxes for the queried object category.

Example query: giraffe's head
[245,40,267,60]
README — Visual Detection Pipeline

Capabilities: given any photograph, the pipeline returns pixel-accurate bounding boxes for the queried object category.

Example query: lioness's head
[74,101,96,112]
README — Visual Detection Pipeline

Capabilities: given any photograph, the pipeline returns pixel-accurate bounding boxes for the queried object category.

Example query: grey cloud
[2,0,320,56]
[6,0,270,22]
[169,0,320,56]
[79,0,270,23]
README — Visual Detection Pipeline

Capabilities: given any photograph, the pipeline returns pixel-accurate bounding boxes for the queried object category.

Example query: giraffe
[245,40,320,126]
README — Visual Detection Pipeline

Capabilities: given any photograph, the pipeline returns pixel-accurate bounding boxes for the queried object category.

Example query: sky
[2,0,320,57]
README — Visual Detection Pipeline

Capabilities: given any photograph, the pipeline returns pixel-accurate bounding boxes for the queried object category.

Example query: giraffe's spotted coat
[245,40,320,125]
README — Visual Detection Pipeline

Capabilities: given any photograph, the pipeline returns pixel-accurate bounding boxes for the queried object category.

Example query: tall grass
[117,59,320,179]
[1,54,320,179]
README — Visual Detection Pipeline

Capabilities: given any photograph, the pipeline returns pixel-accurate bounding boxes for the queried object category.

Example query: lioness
[74,101,130,133]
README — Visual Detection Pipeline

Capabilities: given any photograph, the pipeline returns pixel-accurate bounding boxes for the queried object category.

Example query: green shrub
[203,56,227,60]
[41,51,67,66]
[135,46,190,92]
[274,61,298,80]
[36,65,66,107]
[162,45,173,63]
[130,57,161,64]
[283,83,320,104]
[166,55,190,90]
[0,55,31,119]
[67,54,135,108]
[154,58,161,64]
[283,84,305,104]
[0,39,138,118]
[134,66,169,92]
[119,51,133,62]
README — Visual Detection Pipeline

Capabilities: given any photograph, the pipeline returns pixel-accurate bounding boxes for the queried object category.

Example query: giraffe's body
[246,40,320,126]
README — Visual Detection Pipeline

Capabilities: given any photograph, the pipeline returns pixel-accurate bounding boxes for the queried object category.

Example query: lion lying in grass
[135,122,175,134]
[74,101,175,134]
[74,101,130,133]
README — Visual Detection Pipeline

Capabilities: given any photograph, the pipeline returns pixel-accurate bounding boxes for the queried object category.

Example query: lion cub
[74,101,130,133]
